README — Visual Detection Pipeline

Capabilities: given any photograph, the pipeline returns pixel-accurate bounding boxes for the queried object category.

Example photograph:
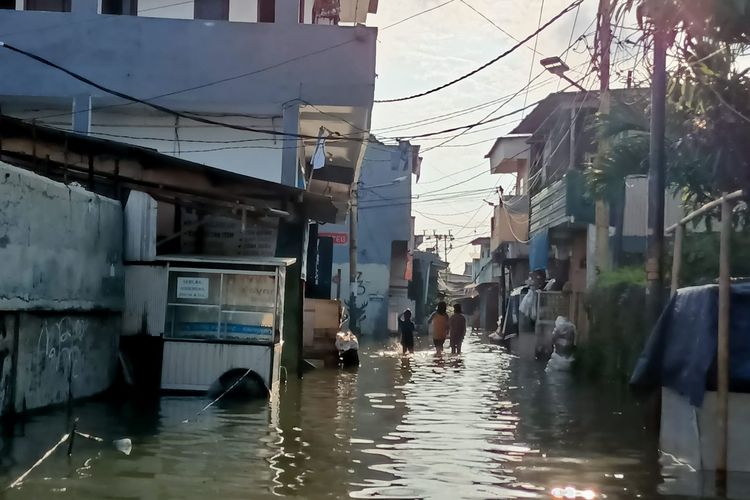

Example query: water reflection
[0,333,739,499]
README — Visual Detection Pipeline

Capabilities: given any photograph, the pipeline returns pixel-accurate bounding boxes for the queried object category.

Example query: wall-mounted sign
[319,232,348,245]
[176,277,210,299]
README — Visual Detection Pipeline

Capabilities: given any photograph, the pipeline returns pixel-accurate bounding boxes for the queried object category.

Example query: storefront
[158,255,293,392]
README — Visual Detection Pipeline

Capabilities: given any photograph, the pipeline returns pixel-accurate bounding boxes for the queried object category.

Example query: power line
[416,206,488,217]
[380,0,458,30]
[415,160,486,185]
[374,0,583,103]
[0,41,555,150]
[371,75,557,135]
[359,186,498,205]
[420,72,548,153]
[0,41,328,141]
[16,38,360,125]
[12,2,458,124]
[558,2,582,91]
[521,0,547,117]
[396,101,541,139]
[458,0,544,56]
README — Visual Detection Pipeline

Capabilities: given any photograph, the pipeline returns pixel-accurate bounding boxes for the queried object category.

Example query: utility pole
[348,199,358,333]
[646,24,668,326]
[429,231,454,268]
[594,0,612,276]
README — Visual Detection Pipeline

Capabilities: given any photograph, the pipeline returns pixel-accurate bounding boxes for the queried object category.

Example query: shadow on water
[0,332,742,499]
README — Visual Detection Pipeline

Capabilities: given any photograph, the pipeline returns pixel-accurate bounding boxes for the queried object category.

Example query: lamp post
[540,57,587,91]
[541,16,612,280]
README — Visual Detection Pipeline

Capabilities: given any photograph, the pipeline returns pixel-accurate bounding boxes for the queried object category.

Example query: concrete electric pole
[645,24,668,326]
[594,0,612,276]
[348,199,359,333]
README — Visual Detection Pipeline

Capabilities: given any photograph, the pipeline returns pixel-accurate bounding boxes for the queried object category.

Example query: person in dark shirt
[449,303,467,355]
[398,309,416,355]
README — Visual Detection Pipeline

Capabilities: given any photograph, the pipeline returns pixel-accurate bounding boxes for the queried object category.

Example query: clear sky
[364,0,604,271]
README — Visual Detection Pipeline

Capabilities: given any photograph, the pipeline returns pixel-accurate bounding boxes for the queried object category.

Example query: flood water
[0,332,740,499]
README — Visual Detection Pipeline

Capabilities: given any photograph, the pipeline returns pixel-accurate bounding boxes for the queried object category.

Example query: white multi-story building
[0,0,377,198]
[0,1,379,390]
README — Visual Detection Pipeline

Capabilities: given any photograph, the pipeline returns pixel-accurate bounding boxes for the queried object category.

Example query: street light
[540,56,586,91]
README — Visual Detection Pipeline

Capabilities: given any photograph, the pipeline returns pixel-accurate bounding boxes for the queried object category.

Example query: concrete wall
[0,8,376,114]
[0,162,123,414]
[14,313,120,412]
[328,142,415,336]
[0,161,123,311]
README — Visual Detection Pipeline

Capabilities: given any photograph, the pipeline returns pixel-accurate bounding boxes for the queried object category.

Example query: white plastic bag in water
[335,330,359,351]
[545,352,574,372]
[519,290,537,318]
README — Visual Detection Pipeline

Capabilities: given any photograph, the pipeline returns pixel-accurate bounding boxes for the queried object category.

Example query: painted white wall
[94,112,285,182]
[4,105,285,182]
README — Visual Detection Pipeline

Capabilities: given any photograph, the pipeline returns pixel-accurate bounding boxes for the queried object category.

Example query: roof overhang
[300,103,370,212]
[0,114,340,223]
[470,237,491,246]
[485,134,531,175]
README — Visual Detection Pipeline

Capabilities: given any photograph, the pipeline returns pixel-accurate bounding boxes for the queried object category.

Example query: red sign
[319,232,348,245]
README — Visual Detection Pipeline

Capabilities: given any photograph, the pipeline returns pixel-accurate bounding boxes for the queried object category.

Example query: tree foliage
[587,0,750,211]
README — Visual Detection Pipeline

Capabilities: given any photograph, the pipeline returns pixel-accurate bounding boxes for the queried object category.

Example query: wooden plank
[665,189,743,234]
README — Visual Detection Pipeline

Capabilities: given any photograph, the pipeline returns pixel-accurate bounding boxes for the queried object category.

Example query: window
[257,0,274,22]
[25,0,70,11]
[194,0,229,20]
[101,0,137,15]
[165,269,279,343]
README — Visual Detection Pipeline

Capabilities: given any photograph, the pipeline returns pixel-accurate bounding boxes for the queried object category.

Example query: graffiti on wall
[35,317,86,379]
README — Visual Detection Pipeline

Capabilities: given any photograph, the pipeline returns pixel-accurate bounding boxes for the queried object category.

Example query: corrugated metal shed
[623,175,683,237]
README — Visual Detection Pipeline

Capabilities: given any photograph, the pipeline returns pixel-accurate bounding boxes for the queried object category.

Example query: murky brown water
[0,333,743,499]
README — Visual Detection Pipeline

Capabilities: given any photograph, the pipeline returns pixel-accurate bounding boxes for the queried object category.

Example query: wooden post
[717,193,731,487]
[67,418,78,457]
[670,223,684,297]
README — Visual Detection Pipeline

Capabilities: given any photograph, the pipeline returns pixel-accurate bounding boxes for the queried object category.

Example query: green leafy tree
[612,0,750,202]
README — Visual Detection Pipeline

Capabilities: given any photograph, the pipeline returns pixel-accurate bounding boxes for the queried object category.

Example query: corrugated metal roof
[0,114,340,223]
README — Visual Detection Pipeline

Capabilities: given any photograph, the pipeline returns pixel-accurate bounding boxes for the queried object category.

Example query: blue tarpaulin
[630,283,750,406]
[528,229,549,272]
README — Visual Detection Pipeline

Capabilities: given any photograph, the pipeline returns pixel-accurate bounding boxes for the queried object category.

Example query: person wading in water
[398,309,416,355]
[428,301,449,356]
[449,303,467,355]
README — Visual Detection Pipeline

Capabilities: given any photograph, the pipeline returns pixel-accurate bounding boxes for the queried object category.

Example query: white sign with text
[176,277,210,299]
